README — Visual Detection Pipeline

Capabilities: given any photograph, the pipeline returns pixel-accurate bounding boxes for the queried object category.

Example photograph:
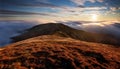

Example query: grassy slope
[0,35,120,69]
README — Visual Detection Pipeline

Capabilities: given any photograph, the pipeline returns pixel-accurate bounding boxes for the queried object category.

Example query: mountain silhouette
[11,23,120,45]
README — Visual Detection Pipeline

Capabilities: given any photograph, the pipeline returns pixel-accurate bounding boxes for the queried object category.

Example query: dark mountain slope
[11,23,120,45]
[0,35,120,69]
[111,23,120,28]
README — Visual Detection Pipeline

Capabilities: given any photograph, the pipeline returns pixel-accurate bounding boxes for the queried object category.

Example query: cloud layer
[63,21,120,38]
[0,20,38,46]
[70,0,101,5]
[0,20,120,46]
[0,0,120,22]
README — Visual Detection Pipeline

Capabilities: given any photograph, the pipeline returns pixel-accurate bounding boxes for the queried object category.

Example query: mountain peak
[11,23,120,45]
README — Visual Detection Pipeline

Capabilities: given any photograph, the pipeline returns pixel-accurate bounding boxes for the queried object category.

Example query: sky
[0,0,120,22]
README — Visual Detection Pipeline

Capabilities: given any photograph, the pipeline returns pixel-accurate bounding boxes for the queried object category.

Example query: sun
[91,14,97,21]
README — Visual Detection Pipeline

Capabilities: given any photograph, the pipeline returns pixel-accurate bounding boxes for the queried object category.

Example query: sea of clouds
[63,21,120,38]
[0,20,120,46]
[0,20,38,46]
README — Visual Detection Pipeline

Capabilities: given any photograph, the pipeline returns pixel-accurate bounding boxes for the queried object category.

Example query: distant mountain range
[11,23,120,46]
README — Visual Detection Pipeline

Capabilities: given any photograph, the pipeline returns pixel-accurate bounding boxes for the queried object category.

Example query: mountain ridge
[11,23,120,46]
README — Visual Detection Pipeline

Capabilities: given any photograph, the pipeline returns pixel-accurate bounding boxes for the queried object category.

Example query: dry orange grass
[0,35,120,69]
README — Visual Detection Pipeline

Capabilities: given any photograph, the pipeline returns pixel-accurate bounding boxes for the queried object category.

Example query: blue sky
[0,0,120,22]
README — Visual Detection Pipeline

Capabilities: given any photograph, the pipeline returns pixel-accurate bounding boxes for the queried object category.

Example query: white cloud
[59,6,107,13]
[110,7,120,11]
[0,21,38,46]
[110,7,117,11]
[70,0,93,5]
[70,0,104,5]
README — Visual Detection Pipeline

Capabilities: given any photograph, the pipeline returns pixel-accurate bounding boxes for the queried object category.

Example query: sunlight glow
[82,23,105,27]
[91,14,98,21]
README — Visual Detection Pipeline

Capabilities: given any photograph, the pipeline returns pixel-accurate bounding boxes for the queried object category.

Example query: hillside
[0,35,120,69]
[11,23,120,45]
